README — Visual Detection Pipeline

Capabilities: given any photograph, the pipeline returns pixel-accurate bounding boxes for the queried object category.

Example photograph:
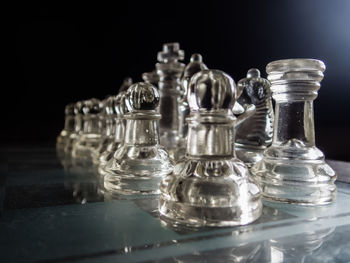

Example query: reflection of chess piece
[170,53,208,162]
[104,82,173,195]
[156,43,185,151]
[268,227,334,263]
[72,98,103,164]
[159,70,262,227]
[56,103,75,158]
[235,69,274,166]
[251,59,337,205]
[170,242,262,262]
[63,158,103,204]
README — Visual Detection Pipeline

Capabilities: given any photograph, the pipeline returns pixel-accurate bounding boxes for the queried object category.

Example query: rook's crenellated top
[266,59,325,102]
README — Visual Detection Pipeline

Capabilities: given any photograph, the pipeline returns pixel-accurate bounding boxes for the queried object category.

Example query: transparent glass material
[56,103,75,158]
[96,78,133,168]
[171,53,209,162]
[63,101,85,155]
[98,92,127,175]
[159,70,262,227]
[156,43,185,153]
[72,98,103,164]
[91,98,115,165]
[251,59,337,205]
[235,68,274,167]
[104,83,173,195]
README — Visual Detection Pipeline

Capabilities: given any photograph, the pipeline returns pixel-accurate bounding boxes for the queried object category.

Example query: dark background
[7,1,350,161]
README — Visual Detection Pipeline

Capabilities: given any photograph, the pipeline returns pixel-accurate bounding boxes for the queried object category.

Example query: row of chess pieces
[57,42,337,227]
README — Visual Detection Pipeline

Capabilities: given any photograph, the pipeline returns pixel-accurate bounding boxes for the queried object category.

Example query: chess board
[1,147,350,263]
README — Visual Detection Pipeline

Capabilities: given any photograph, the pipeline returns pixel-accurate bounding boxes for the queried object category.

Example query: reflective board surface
[1,146,350,263]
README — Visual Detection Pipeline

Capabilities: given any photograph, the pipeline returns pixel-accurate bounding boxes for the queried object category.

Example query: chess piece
[235,68,274,166]
[98,91,128,174]
[104,82,173,195]
[72,98,103,163]
[64,100,85,155]
[91,96,116,165]
[251,59,337,205]
[170,53,208,161]
[142,70,159,87]
[159,70,262,227]
[156,43,185,151]
[91,77,133,165]
[56,103,75,157]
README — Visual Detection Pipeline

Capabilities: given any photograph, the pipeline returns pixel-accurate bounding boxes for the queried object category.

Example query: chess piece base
[251,141,337,205]
[72,134,101,163]
[103,145,173,195]
[159,158,262,227]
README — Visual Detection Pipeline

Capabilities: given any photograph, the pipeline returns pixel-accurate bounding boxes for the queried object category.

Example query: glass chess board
[1,147,350,263]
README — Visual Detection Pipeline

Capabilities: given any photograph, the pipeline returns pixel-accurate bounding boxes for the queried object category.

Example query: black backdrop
[7,1,350,161]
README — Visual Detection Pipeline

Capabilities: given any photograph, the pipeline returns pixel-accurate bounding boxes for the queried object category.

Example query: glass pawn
[64,100,85,155]
[235,68,274,166]
[251,59,337,205]
[104,82,173,195]
[72,98,103,164]
[98,91,128,175]
[159,70,262,227]
[156,43,185,152]
[91,96,116,165]
[92,77,132,165]
[56,103,75,158]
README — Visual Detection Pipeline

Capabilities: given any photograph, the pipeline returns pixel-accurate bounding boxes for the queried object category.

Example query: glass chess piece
[235,68,274,167]
[103,82,173,195]
[72,98,103,164]
[97,78,133,169]
[91,79,132,166]
[63,100,85,155]
[170,53,208,162]
[98,91,128,175]
[56,103,75,158]
[251,59,337,205]
[91,97,115,165]
[142,70,159,87]
[159,69,262,227]
[156,43,185,152]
